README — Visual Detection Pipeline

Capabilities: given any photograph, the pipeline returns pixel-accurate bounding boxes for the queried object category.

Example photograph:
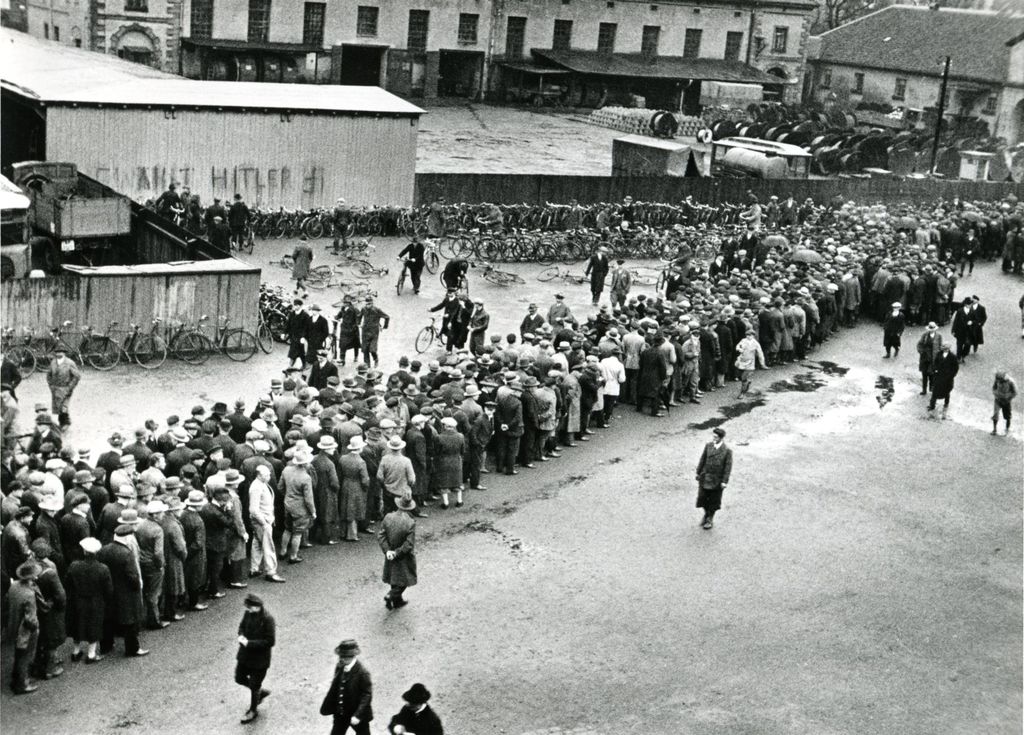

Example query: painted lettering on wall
[92,164,326,206]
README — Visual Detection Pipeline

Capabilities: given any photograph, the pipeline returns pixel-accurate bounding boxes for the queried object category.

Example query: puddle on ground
[802,360,851,377]
[687,398,768,430]
[768,373,828,393]
[875,375,895,408]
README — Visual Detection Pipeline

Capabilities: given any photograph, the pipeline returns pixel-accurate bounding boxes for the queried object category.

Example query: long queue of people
[1,194,1022,699]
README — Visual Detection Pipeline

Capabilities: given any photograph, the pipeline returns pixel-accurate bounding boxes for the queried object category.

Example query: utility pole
[929,55,951,176]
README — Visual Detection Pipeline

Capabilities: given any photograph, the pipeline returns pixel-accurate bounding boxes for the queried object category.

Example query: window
[819,67,831,88]
[893,77,906,101]
[119,47,152,64]
[356,5,378,37]
[247,0,270,42]
[983,95,997,115]
[303,2,325,46]
[553,19,572,50]
[772,26,788,54]
[407,9,429,52]
[683,28,702,58]
[634,25,658,57]
[53,25,60,40]
[190,0,213,39]
[458,13,478,44]
[597,22,616,54]
[43,22,49,38]
[505,16,526,58]
[853,72,864,94]
[125,0,147,11]
[724,30,742,61]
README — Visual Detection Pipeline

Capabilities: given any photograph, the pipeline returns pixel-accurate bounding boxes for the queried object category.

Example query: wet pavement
[3,250,1022,735]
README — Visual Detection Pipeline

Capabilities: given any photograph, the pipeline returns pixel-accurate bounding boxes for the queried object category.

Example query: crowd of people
[0,192,1021,726]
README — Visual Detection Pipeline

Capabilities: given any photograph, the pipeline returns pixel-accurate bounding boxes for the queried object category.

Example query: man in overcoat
[916,322,943,395]
[584,245,610,305]
[928,344,960,418]
[696,427,733,530]
[379,495,417,609]
[46,347,80,429]
[321,639,373,734]
[97,525,149,657]
[493,379,524,476]
[636,337,667,417]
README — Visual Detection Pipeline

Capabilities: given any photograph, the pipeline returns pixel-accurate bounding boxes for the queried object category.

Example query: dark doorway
[340,45,384,86]
[438,50,483,98]
[682,79,702,115]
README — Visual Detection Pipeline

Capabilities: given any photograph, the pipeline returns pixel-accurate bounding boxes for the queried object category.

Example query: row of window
[190,2,789,57]
[818,68,999,114]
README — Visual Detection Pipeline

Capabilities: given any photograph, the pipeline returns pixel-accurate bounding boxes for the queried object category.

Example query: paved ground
[416,104,625,175]
[3,237,1022,735]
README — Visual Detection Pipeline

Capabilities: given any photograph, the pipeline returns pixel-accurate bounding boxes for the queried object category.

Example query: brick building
[176,0,816,107]
[806,6,1024,144]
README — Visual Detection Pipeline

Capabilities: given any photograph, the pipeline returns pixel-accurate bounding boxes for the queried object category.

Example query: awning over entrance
[181,37,320,54]
[531,49,780,85]
[498,61,570,76]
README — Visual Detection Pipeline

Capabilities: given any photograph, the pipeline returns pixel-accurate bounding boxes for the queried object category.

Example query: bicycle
[168,316,212,365]
[31,322,82,368]
[422,239,442,274]
[79,322,122,371]
[231,223,255,255]
[123,319,168,369]
[415,316,440,354]
[2,327,38,378]
[396,258,416,296]
[537,265,588,285]
[207,316,258,362]
[478,261,525,287]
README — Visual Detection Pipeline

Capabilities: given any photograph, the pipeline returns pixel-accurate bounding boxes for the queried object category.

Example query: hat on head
[440,417,458,428]
[164,477,184,491]
[522,376,539,388]
[891,301,901,309]
[386,436,406,451]
[146,499,168,514]
[109,432,124,445]
[335,639,360,656]
[120,454,137,467]
[35,413,53,425]
[244,592,264,607]
[347,436,366,452]
[292,449,313,465]
[73,469,94,486]
[926,322,938,331]
[224,469,242,486]
[253,439,271,453]
[465,384,481,397]
[80,537,102,554]
[114,524,135,537]
[44,458,66,471]
[116,486,138,500]
[185,490,207,507]
[16,561,42,580]
[117,508,141,525]
[396,493,416,512]
[38,495,62,512]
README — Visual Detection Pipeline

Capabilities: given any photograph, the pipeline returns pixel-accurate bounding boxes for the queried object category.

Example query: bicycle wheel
[172,332,211,365]
[537,265,561,282]
[221,329,258,362]
[55,339,82,366]
[438,236,460,260]
[8,346,36,378]
[425,251,440,274]
[396,267,407,295]
[80,335,120,371]
[414,327,435,354]
[256,321,274,354]
[242,230,255,255]
[304,219,324,239]
[266,310,289,343]
[133,334,167,369]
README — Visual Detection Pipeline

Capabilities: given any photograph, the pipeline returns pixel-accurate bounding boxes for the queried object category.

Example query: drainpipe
[482,0,502,102]
[745,2,757,66]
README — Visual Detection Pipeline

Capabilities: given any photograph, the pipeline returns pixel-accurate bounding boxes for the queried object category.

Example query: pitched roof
[813,5,1024,85]
[531,49,781,85]
[1,28,423,116]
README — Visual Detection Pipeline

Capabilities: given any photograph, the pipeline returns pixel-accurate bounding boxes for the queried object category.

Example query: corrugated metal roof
[1,28,424,115]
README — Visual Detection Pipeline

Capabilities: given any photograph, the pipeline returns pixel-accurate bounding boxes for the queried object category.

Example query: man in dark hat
[379,494,417,609]
[320,639,373,734]
[8,560,42,694]
[236,592,276,723]
[695,427,732,530]
[46,346,81,429]
[387,683,443,735]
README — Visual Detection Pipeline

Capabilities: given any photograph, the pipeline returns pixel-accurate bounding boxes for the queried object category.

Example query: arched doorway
[110,24,160,68]
[763,66,788,102]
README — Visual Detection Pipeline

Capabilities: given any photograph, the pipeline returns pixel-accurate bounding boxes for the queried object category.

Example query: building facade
[806,6,1024,145]
[176,0,815,106]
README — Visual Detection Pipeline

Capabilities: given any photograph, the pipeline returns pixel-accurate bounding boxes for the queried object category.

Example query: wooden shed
[1,259,260,339]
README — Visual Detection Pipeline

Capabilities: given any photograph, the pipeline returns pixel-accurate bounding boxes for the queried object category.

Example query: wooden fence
[1,264,261,338]
[414,174,1024,206]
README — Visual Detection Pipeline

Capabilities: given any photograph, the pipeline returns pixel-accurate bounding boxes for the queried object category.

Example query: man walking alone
[695,427,732,530]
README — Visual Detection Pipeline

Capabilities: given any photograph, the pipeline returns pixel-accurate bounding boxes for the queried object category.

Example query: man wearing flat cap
[695,427,733,530]
[321,639,373,734]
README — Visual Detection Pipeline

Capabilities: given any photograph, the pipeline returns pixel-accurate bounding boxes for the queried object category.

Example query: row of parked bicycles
[1,315,271,375]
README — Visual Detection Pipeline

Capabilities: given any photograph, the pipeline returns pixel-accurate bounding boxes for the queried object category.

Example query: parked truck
[1,161,133,277]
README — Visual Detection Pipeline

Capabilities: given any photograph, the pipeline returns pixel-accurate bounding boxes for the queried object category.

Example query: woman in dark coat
[636,340,667,416]
[432,418,465,509]
[339,438,370,541]
[65,537,111,662]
